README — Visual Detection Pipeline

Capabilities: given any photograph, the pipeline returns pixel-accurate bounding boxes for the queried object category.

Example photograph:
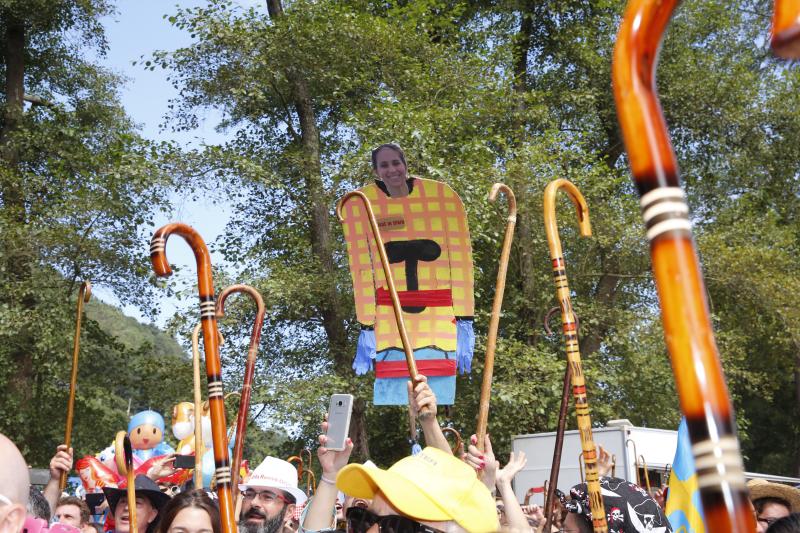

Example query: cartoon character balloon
[128,410,175,461]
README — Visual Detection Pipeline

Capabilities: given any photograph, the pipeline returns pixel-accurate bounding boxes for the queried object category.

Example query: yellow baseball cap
[336,446,498,533]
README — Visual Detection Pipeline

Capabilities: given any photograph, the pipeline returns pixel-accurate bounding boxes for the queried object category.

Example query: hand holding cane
[476,183,516,452]
[612,3,752,530]
[337,191,433,419]
[151,223,236,533]
[61,280,91,490]
[215,284,266,491]
[542,179,605,532]
[115,431,136,533]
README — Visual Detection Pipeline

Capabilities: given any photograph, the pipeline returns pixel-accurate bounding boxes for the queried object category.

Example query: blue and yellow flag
[665,418,706,533]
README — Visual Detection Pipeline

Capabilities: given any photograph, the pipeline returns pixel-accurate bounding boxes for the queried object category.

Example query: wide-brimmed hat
[102,475,170,513]
[239,456,307,505]
[336,446,497,533]
[748,479,800,512]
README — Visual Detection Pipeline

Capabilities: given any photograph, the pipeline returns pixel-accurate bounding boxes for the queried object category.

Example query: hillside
[85,299,185,359]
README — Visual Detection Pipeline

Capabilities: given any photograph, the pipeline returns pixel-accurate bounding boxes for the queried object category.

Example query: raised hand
[317,416,354,478]
[463,433,498,490]
[49,444,73,480]
[406,375,437,419]
[497,450,527,487]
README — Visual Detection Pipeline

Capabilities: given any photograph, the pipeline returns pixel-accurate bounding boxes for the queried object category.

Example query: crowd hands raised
[4,379,800,533]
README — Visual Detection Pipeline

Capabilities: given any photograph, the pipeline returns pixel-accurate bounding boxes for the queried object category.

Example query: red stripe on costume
[375,359,457,378]
[376,287,453,307]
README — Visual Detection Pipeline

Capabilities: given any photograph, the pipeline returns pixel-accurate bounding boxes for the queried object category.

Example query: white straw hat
[239,456,307,505]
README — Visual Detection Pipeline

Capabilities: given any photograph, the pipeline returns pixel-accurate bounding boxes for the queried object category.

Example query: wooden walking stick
[61,280,91,490]
[191,323,205,489]
[151,223,236,533]
[337,191,432,419]
[215,284,266,491]
[772,0,800,58]
[475,183,516,451]
[543,306,575,533]
[542,179,606,533]
[115,431,136,533]
[612,3,753,530]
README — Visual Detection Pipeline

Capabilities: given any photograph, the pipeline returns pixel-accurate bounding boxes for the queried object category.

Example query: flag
[665,418,706,533]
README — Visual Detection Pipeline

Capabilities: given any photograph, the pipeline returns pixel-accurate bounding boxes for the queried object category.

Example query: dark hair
[156,489,220,533]
[767,512,800,533]
[756,497,793,514]
[370,143,406,170]
[27,487,50,521]
[56,496,91,526]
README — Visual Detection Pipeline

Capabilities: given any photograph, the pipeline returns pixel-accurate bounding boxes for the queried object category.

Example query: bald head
[0,433,29,505]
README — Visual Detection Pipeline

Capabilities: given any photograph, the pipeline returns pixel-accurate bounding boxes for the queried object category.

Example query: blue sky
[92,1,263,325]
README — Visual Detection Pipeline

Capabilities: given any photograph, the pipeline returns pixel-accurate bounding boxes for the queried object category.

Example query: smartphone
[84,493,105,514]
[325,393,354,451]
[174,454,195,469]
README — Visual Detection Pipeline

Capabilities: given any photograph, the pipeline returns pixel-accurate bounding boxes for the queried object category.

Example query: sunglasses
[346,507,443,533]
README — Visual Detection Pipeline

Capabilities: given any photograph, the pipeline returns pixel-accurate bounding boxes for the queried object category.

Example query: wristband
[320,475,336,485]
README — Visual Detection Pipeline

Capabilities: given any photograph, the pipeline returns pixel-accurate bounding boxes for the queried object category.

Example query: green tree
[0,1,182,464]
[158,0,800,474]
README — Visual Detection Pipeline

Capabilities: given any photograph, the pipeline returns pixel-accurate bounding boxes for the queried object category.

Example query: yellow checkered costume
[340,178,474,404]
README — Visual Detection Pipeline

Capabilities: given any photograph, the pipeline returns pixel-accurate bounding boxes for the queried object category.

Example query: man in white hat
[239,457,308,533]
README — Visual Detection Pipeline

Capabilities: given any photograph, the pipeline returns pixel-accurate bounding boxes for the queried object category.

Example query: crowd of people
[2,375,800,533]
[3,145,800,533]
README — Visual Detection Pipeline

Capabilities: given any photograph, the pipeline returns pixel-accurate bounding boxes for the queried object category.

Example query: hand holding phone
[174,454,195,469]
[325,394,354,451]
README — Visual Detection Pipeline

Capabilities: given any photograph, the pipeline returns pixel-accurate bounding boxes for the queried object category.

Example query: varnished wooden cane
[337,191,432,419]
[475,183,516,452]
[150,223,236,533]
[190,323,205,488]
[612,3,753,530]
[542,179,605,532]
[61,280,91,490]
[216,284,266,491]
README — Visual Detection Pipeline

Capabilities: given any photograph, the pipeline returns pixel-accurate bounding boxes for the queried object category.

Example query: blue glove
[353,327,376,375]
[456,319,475,374]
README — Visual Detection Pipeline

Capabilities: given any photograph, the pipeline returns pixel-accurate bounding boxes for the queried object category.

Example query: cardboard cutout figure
[340,147,474,405]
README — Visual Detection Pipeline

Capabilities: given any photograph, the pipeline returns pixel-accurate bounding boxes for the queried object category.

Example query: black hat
[561,477,672,533]
[103,475,171,513]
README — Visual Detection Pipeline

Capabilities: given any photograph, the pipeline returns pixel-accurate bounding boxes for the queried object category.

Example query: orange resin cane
[612,2,753,531]
[543,179,605,532]
[150,223,236,533]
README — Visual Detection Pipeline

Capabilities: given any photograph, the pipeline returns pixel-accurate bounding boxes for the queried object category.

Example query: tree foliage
[152,0,800,475]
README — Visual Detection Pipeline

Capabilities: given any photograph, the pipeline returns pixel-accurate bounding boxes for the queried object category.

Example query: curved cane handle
[216,284,266,492]
[337,191,432,419]
[441,427,463,455]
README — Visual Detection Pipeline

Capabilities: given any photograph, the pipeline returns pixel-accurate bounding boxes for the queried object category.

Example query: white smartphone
[325,393,354,451]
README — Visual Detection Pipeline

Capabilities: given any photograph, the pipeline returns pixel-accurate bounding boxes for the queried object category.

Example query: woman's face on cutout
[373,148,407,189]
